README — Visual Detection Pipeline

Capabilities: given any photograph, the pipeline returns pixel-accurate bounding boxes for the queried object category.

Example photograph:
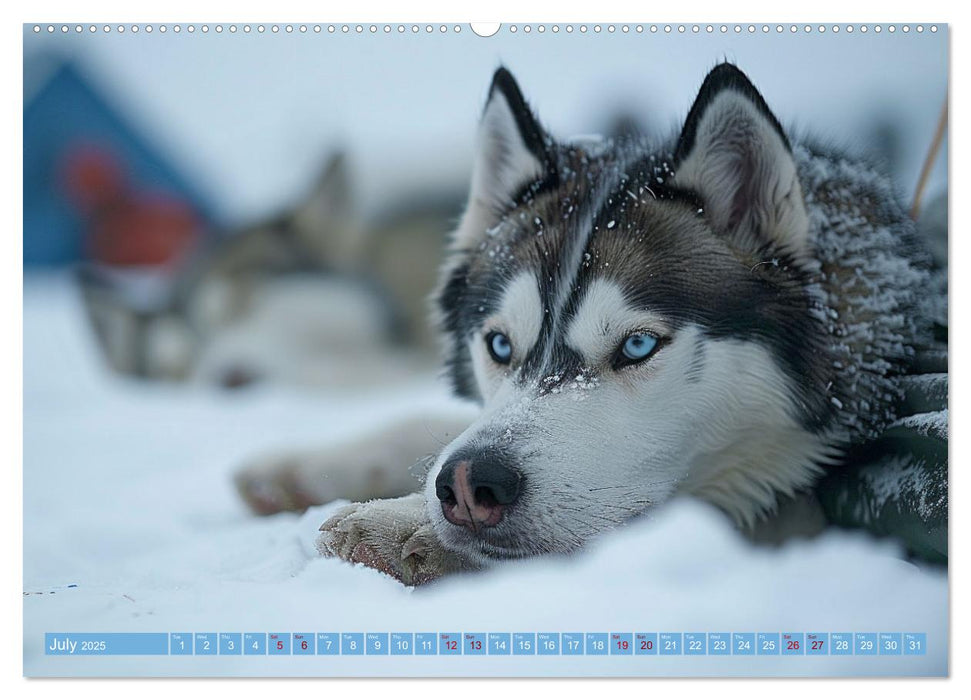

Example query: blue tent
[23,55,214,266]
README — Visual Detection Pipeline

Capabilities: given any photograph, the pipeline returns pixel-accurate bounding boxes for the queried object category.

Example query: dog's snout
[436,453,522,531]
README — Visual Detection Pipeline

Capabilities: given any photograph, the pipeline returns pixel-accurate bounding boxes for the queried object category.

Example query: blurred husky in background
[78,153,462,388]
[236,64,946,584]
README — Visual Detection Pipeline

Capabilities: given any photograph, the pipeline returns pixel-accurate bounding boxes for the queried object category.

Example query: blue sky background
[24,24,948,225]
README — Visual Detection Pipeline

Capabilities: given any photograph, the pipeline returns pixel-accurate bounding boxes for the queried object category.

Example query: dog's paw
[234,453,323,515]
[315,496,469,585]
[234,439,428,516]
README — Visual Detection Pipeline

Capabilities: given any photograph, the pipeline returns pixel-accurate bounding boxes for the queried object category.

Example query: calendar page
[22,18,948,678]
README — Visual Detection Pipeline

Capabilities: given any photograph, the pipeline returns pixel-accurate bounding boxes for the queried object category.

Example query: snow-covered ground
[23,274,948,677]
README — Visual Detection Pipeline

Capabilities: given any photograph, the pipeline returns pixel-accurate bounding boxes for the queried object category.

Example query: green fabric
[816,347,948,565]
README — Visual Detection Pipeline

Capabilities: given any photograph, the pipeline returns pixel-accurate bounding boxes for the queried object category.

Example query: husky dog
[237,64,944,582]
[79,153,459,388]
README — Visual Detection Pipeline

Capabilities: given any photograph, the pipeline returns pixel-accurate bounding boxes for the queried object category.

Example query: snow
[859,454,946,522]
[893,410,948,440]
[23,274,947,677]
[902,373,948,404]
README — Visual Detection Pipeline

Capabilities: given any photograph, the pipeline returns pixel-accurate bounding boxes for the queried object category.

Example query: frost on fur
[797,142,940,442]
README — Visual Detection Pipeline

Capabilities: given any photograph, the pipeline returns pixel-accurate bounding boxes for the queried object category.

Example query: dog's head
[78,152,366,386]
[427,64,838,562]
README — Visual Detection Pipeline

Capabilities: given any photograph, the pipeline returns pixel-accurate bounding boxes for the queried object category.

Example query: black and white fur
[242,64,937,584]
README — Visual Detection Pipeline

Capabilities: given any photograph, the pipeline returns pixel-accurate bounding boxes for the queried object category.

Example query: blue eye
[487,332,512,364]
[619,333,659,364]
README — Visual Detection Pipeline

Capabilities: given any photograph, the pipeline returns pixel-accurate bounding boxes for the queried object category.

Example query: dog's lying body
[78,153,462,389]
[237,64,944,583]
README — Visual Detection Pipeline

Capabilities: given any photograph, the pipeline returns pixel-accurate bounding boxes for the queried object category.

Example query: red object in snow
[61,144,201,267]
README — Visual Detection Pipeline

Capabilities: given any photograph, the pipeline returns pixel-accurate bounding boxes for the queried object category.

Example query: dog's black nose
[436,451,522,530]
[219,365,261,390]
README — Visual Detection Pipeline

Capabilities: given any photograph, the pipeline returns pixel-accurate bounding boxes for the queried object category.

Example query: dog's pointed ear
[672,64,809,256]
[453,68,556,249]
[290,151,363,267]
[295,151,352,226]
